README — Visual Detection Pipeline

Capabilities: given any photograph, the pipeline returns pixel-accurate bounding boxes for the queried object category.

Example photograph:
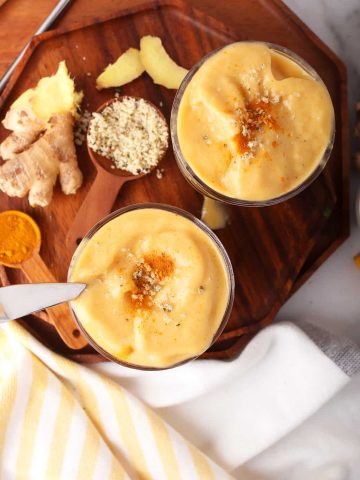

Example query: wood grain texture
[0,0,58,75]
[0,0,349,361]
[20,253,87,348]
[66,170,128,252]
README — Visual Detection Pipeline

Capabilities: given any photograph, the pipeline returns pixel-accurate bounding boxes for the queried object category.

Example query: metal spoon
[0,210,87,348]
[0,0,72,94]
[0,282,85,323]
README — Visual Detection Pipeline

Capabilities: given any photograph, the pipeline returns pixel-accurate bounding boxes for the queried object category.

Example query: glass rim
[170,41,336,207]
[67,202,235,370]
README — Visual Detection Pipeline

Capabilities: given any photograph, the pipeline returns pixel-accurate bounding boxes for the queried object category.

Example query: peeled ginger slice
[11,61,83,121]
[140,35,188,89]
[96,48,145,90]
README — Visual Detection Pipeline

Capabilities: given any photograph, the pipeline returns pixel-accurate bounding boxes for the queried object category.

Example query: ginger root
[0,109,46,160]
[0,61,83,207]
[0,112,82,207]
[11,61,83,121]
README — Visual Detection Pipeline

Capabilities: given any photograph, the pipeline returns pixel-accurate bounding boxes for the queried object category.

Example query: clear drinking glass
[68,203,235,370]
[171,42,335,206]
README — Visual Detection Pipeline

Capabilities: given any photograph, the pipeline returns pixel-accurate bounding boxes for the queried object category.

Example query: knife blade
[0,283,86,322]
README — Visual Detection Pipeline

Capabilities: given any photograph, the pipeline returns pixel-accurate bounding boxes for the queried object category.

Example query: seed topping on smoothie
[88,96,168,175]
[129,252,175,309]
[233,98,279,161]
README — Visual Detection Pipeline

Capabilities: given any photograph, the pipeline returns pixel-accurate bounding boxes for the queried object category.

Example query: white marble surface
[278,0,360,344]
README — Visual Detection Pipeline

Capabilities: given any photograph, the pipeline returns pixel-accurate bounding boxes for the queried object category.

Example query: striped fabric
[0,323,232,479]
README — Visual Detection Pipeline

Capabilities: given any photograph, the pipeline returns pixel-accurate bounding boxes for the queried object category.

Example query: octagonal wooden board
[0,0,348,361]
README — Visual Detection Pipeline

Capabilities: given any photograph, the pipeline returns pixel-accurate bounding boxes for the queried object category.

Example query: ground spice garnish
[234,100,278,157]
[0,211,40,265]
[129,252,175,309]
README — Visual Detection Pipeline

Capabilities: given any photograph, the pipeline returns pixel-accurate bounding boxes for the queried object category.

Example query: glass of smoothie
[68,203,234,370]
[171,42,335,206]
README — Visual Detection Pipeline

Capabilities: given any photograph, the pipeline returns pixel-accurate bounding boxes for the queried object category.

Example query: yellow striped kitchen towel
[0,323,232,480]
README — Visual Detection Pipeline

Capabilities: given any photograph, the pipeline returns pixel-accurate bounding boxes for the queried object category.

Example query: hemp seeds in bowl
[87,96,169,175]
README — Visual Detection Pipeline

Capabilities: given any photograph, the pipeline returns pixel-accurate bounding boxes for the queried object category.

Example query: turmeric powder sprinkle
[0,211,40,266]
[234,99,278,157]
[129,252,175,309]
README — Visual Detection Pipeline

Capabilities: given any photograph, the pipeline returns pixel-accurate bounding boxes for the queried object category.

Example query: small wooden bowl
[66,96,169,252]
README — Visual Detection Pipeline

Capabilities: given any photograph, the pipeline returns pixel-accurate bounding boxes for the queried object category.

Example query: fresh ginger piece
[0,62,83,206]
[96,48,144,90]
[0,130,60,207]
[0,113,82,207]
[0,110,46,160]
[140,35,188,89]
[201,196,230,230]
[10,89,34,112]
[49,113,83,195]
[11,61,83,121]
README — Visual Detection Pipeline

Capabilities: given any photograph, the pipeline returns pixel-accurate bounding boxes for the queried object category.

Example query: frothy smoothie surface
[177,42,334,201]
[70,208,230,368]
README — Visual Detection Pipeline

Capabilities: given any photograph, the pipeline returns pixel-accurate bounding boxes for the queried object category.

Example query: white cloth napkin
[94,322,360,478]
[0,323,231,479]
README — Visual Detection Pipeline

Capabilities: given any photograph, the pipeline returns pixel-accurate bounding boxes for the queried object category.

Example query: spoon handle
[21,253,88,349]
[66,170,126,253]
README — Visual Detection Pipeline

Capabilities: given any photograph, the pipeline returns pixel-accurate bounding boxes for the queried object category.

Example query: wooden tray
[0,0,348,362]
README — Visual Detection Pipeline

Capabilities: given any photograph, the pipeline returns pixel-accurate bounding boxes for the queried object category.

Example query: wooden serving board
[0,0,348,361]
